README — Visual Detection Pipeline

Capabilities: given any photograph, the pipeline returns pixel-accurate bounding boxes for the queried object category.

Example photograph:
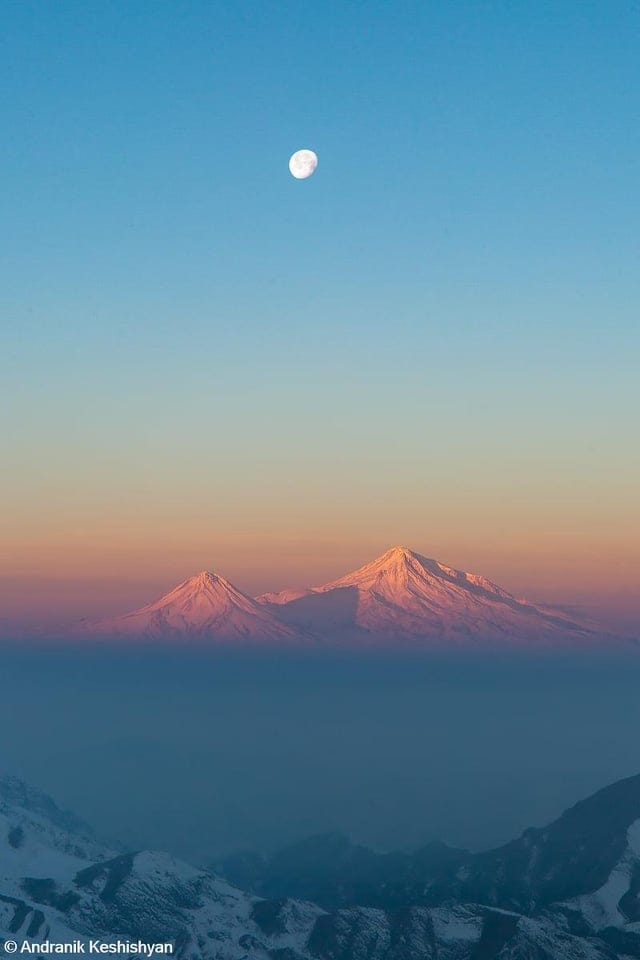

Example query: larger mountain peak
[259,545,601,646]
[381,544,416,560]
[372,544,426,571]
[323,545,512,599]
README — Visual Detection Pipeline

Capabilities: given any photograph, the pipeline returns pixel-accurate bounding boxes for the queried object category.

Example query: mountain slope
[220,774,640,928]
[0,773,631,959]
[80,570,304,643]
[259,545,606,646]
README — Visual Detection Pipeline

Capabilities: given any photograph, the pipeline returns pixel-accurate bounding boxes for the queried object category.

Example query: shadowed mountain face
[2,772,640,958]
[219,774,640,918]
[70,546,625,647]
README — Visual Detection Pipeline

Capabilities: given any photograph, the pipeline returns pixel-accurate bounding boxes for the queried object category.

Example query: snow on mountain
[79,571,305,643]
[220,773,640,919]
[70,546,629,646]
[259,545,609,646]
[2,772,638,958]
[0,775,111,885]
[257,587,315,605]
[570,818,640,931]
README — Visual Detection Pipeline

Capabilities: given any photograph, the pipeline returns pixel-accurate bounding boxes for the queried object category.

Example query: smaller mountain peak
[193,570,218,583]
[178,570,235,596]
[82,566,305,643]
[186,570,227,590]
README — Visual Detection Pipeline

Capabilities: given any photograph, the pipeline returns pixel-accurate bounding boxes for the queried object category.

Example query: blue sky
[1,0,639,619]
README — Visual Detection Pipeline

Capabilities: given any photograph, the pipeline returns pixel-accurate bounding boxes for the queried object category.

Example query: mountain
[71,545,628,646]
[3,771,640,958]
[224,774,640,920]
[258,545,607,646]
[80,570,304,643]
[218,834,469,911]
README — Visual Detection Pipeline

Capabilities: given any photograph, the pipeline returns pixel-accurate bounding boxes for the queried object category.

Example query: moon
[289,149,318,179]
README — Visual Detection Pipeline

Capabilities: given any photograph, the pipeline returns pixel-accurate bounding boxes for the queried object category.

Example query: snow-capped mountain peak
[324,545,515,602]
[259,545,603,646]
[72,545,626,648]
[155,569,256,612]
[79,569,305,644]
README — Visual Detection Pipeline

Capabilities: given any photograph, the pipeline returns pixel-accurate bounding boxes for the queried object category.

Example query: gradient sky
[2,1,639,626]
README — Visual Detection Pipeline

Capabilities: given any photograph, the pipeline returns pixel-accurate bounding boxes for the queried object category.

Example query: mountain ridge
[3,771,640,958]
[70,545,629,647]
[258,545,609,647]
[218,772,640,917]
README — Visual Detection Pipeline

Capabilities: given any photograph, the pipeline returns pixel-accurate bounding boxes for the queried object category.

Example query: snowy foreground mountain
[77,546,619,647]
[3,773,640,958]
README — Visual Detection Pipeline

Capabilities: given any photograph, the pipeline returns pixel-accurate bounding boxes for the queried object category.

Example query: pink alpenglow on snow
[80,570,304,643]
[257,545,608,647]
[75,546,624,647]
